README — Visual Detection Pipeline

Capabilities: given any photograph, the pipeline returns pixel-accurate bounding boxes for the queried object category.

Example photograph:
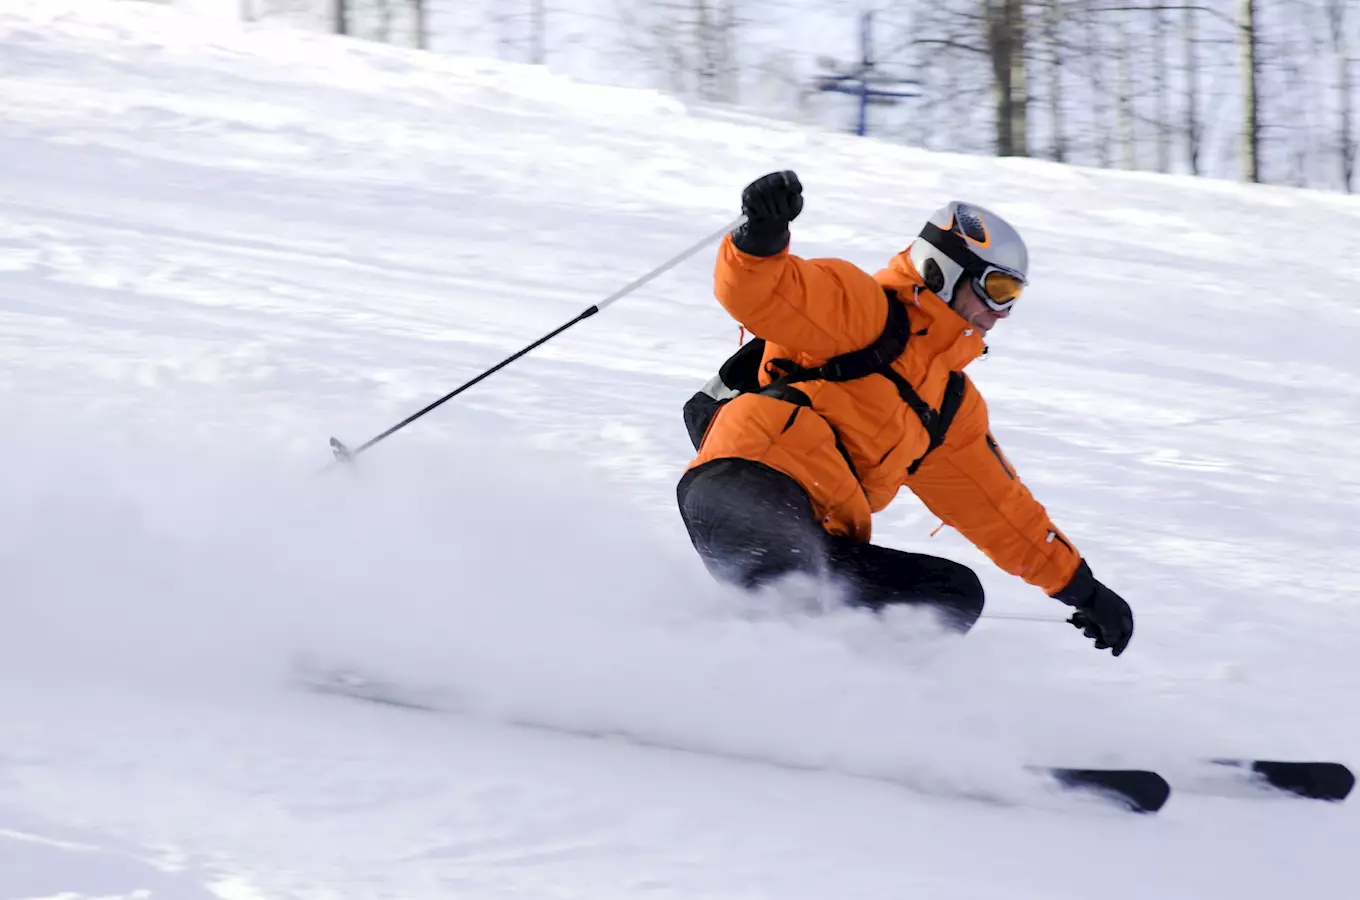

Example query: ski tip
[1047,767,1171,814]
[1250,760,1355,802]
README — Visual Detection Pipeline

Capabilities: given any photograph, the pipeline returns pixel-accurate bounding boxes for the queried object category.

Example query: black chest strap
[765,291,913,386]
[760,291,968,474]
[906,370,966,475]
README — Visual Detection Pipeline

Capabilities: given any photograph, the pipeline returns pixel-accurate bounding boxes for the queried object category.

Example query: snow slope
[1,2,1358,897]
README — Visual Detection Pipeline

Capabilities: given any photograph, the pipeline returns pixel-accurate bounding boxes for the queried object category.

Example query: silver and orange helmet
[908,202,1028,311]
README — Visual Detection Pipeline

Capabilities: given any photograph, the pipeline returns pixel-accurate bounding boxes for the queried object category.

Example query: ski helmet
[908,201,1028,310]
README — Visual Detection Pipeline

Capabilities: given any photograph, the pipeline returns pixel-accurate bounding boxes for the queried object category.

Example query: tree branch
[909,37,989,55]
[1086,4,1239,29]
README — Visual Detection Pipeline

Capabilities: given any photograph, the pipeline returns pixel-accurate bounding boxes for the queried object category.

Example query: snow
[1,1,1358,897]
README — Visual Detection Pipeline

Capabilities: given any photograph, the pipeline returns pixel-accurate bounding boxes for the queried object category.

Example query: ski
[291,658,1170,814]
[1207,758,1354,802]
[293,660,1355,813]
[1041,767,1171,814]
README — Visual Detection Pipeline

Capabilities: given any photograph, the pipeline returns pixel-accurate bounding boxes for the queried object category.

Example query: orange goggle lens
[977,269,1025,310]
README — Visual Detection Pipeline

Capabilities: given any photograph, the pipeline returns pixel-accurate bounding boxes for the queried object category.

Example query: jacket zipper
[985,434,1015,480]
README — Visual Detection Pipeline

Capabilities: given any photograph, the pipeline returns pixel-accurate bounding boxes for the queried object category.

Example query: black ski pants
[677,459,984,632]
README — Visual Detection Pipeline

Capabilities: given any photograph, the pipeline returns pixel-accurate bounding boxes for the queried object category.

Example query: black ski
[293,658,1171,814]
[294,661,1359,813]
[1042,767,1171,814]
[1210,759,1354,802]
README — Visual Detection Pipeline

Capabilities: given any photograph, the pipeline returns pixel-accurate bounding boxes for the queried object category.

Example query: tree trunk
[1087,0,1109,167]
[1009,0,1028,156]
[413,0,427,50]
[989,0,1027,157]
[1282,17,1307,186]
[1184,3,1200,175]
[1117,12,1134,169]
[376,0,394,43]
[719,0,738,103]
[334,0,347,36]
[1153,4,1169,173]
[530,0,545,64]
[694,0,715,100]
[1241,0,1261,183]
[1047,0,1065,163]
[681,0,741,104]
[1331,0,1355,192]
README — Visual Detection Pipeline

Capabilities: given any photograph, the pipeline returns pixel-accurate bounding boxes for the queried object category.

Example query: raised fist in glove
[732,170,803,257]
[1051,560,1134,657]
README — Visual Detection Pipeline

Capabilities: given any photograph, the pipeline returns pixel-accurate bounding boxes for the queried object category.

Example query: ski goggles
[971,266,1026,312]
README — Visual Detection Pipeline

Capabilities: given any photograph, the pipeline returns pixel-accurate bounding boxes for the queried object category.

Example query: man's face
[952,278,1012,334]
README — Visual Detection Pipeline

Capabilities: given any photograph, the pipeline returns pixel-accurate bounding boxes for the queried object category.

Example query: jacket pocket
[985,433,1015,480]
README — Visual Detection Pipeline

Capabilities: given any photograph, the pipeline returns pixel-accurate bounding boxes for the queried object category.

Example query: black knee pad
[676,460,826,589]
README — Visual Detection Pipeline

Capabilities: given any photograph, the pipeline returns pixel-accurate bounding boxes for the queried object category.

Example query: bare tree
[1152,3,1169,172]
[264,0,1360,196]
[530,0,546,64]
[1116,10,1135,168]
[901,0,994,154]
[1241,0,1261,182]
[615,0,743,103]
[986,0,1028,156]
[374,0,396,43]
[693,0,734,101]
[1085,0,1112,167]
[1328,0,1355,192]
[1278,5,1314,186]
[1184,3,1201,175]
[1045,0,1067,162]
[413,0,427,50]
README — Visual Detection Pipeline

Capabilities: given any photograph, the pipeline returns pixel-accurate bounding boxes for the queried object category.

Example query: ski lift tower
[814,11,919,137]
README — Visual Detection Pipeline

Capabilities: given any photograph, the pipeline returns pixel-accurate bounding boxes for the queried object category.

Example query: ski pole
[328,215,746,465]
[980,612,1066,624]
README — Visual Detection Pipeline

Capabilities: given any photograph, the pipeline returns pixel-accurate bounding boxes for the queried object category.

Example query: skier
[677,171,1134,655]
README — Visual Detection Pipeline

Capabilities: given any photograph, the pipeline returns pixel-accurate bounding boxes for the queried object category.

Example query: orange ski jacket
[686,235,1081,597]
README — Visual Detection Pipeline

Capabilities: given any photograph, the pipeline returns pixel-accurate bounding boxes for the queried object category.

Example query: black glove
[1051,560,1134,657]
[732,170,803,257]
